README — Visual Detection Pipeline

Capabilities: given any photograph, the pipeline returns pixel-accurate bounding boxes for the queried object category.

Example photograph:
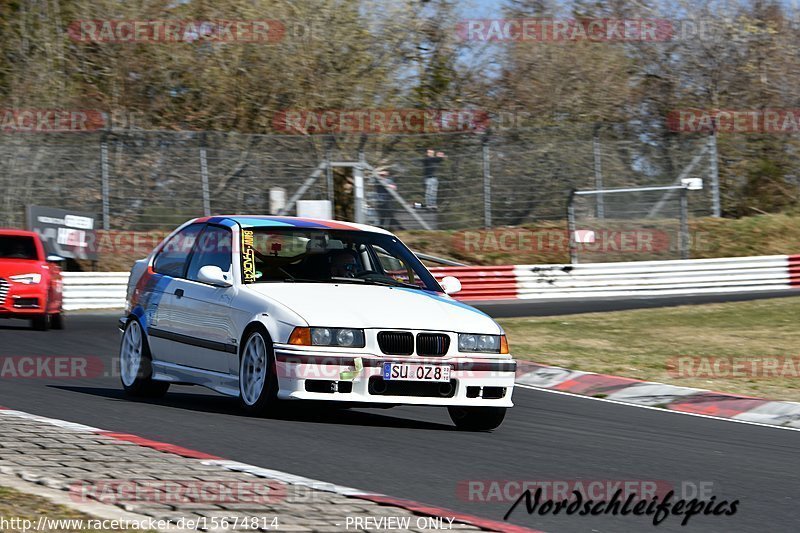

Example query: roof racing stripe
[229,216,362,230]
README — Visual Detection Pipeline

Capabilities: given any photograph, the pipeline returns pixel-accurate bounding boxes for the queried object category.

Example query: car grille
[416,333,450,356]
[0,278,8,305]
[377,331,414,355]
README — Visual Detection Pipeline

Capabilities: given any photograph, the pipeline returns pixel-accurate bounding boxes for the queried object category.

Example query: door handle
[174,288,184,298]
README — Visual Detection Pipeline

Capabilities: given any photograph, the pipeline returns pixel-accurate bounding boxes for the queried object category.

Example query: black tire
[50,312,65,330]
[238,326,280,416]
[448,406,507,431]
[31,314,50,331]
[120,319,170,398]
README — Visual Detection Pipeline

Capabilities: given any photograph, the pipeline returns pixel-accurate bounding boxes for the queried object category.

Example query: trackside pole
[567,189,577,264]
[680,186,689,259]
[200,143,211,217]
[100,137,110,230]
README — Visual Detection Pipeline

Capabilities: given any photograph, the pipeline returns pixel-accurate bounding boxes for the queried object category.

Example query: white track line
[0,409,104,432]
[516,384,800,432]
[203,459,367,497]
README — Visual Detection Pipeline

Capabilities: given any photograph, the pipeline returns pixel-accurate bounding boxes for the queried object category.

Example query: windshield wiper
[329,277,368,284]
[358,278,425,290]
[262,278,328,283]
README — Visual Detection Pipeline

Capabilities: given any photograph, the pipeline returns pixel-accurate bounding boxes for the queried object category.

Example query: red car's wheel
[50,312,65,330]
[31,313,50,331]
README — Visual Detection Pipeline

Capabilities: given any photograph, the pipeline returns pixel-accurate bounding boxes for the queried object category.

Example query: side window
[187,225,233,281]
[153,224,204,278]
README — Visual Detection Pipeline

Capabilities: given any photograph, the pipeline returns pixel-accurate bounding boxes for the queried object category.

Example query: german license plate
[383,362,451,382]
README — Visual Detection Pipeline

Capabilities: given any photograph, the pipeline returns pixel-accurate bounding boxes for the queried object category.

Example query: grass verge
[498,296,800,402]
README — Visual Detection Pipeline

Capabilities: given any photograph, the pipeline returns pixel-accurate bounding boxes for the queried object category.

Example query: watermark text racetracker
[0,109,105,133]
[455,18,740,43]
[668,108,800,133]
[668,356,800,378]
[454,228,711,255]
[273,109,489,134]
[0,356,109,380]
[68,20,285,43]
[70,480,286,505]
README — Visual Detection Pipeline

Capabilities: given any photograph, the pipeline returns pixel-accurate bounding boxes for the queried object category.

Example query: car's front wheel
[50,312,65,330]
[31,314,50,331]
[448,406,506,431]
[239,327,279,415]
[120,319,169,398]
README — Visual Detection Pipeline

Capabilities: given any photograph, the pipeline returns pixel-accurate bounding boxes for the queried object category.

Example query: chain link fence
[568,185,693,264]
[0,126,715,232]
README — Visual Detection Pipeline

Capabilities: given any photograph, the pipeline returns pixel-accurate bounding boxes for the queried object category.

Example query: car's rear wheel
[448,406,506,431]
[239,327,279,415]
[120,319,169,398]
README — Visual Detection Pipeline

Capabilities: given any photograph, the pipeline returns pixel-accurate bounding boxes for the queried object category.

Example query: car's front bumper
[273,345,516,407]
[0,283,47,317]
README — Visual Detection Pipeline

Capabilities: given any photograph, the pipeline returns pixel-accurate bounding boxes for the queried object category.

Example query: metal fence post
[199,135,211,217]
[708,129,721,217]
[680,186,689,259]
[567,189,577,264]
[354,150,366,224]
[482,132,492,228]
[325,145,334,204]
[100,136,110,230]
[593,131,605,219]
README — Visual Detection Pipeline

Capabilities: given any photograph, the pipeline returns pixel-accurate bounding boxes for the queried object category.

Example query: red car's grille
[0,278,8,305]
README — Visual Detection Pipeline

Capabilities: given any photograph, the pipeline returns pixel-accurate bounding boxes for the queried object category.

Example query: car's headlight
[9,273,41,285]
[289,327,365,348]
[458,333,509,354]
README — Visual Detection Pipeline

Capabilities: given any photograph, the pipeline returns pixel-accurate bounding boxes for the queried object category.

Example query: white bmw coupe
[119,216,516,430]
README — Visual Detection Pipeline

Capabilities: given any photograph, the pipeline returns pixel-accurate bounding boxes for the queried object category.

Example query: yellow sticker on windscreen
[241,229,257,283]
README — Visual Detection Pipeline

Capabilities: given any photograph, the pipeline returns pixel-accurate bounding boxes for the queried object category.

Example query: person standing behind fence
[375,169,397,228]
[422,149,446,209]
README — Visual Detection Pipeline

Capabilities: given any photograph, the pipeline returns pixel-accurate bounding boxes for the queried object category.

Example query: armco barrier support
[62,254,800,310]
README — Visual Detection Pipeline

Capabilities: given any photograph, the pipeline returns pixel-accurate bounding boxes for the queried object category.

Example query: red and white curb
[0,406,541,533]
[516,362,800,429]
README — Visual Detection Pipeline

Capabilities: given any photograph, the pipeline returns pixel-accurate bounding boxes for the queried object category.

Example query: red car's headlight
[9,273,42,284]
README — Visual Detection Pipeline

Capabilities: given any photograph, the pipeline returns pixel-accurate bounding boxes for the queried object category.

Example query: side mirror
[197,265,232,287]
[46,255,65,263]
[440,275,462,295]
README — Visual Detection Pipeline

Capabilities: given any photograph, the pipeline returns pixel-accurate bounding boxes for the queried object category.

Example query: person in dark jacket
[375,169,398,228]
[422,149,446,209]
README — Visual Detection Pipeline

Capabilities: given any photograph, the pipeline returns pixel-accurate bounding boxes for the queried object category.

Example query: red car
[0,229,64,330]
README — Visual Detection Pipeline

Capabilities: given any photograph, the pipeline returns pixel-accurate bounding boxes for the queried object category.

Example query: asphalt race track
[1,310,799,533]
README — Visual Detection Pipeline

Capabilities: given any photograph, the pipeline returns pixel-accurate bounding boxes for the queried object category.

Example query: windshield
[0,235,38,260]
[239,228,442,292]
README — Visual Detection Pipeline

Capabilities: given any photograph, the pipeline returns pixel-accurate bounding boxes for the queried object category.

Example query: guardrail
[432,254,800,301]
[512,255,800,299]
[62,272,129,311]
[63,254,800,310]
